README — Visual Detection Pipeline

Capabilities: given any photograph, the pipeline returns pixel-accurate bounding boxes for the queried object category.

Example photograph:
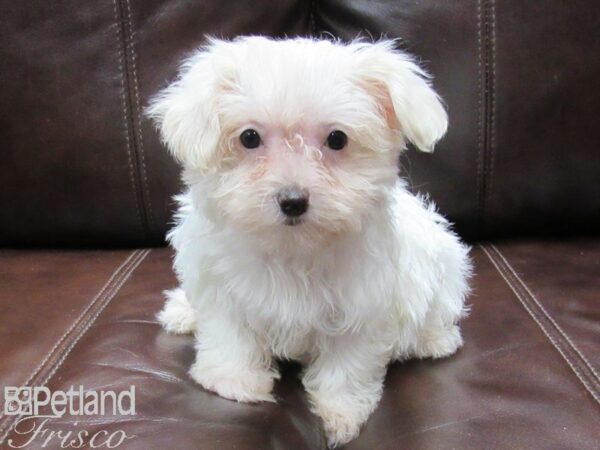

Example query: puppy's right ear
[147,39,235,170]
[351,40,448,153]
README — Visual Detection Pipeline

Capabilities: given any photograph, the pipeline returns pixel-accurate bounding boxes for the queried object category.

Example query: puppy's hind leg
[157,288,197,334]
[410,238,470,360]
[411,312,463,360]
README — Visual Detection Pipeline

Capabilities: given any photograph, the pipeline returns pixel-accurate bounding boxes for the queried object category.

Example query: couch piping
[480,244,600,406]
[0,249,151,445]
[476,0,484,228]
[113,0,145,239]
[123,0,153,234]
[486,0,497,218]
[113,0,153,240]
[476,0,497,231]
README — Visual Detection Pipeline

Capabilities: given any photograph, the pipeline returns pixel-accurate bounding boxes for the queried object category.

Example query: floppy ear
[352,40,448,153]
[146,39,235,169]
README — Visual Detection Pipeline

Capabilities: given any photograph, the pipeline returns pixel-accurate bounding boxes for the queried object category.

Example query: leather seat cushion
[1,241,598,448]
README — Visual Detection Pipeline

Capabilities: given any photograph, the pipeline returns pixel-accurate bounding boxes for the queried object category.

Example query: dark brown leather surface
[483,240,600,386]
[1,2,599,448]
[0,249,139,389]
[2,1,599,245]
[0,2,150,247]
[0,0,308,247]
[1,243,598,448]
[488,1,600,237]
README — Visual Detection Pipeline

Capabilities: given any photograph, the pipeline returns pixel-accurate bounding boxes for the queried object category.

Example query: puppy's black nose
[277,187,309,217]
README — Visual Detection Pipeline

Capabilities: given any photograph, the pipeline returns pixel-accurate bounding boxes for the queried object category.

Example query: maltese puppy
[149,36,471,447]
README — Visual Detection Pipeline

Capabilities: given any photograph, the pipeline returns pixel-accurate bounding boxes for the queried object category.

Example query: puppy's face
[149,37,447,253]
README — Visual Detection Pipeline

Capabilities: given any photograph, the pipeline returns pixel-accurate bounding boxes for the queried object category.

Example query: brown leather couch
[1,1,599,449]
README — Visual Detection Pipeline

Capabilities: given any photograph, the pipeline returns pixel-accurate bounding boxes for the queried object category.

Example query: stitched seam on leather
[477,1,496,230]
[124,0,154,234]
[482,0,492,223]
[112,0,145,238]
[482,245,600,404]
[0,250,150,443]
[0,250,151,444]
[0,249,138,426]
[35,249,151,388]
[481,245,600,405]
[490,245,600,385]
[485,0,497,215]
[485,245,600,400]
[475,0,484,228]
[0,250,145,441]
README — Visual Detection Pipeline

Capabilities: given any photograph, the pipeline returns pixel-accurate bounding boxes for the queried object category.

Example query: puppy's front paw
[189,362,279,403]
[311,396,362,448]
[157,288,196,334]
[416,323,463,359]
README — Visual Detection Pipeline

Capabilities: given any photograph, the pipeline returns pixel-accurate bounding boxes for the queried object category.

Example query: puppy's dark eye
[240,129,261,149]
[326,130,348,151]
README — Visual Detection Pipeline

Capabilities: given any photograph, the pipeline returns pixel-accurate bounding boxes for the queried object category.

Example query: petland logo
[3,386,136,448]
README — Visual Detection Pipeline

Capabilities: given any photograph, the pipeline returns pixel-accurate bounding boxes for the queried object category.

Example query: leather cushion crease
[0,0,599,449]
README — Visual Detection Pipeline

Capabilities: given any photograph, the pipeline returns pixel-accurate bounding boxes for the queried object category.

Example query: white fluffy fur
[149,36,471,447]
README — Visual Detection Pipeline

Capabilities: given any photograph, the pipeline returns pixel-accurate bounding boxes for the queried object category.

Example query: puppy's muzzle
[276,186,309,220]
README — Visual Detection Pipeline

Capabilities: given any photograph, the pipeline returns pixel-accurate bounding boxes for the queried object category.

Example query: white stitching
[124,0,153,230]
[0,250,139,424]
[0,250,151,444]
[112,0,144,235]
[481,245,600,404]
[490,245,600,384]
[37,250,151,388]
[0,250,146,441]
[480,245,600,405]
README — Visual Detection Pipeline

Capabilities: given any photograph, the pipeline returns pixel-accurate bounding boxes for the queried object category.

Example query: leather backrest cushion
[1,0,598,246]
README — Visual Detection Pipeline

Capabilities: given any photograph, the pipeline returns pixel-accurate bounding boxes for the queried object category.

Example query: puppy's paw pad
[417,324,463,359]
[157,288,196,334]
[189,363,278,403]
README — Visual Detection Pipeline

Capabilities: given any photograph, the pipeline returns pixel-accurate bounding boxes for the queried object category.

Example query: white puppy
[149,36,471,447]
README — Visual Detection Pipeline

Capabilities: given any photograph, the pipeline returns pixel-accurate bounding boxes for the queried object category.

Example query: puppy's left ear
[353,41,448,153]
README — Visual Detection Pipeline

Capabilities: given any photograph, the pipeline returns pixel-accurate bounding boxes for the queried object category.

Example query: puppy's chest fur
[215,236,399,358]
[218,228,395,319]
[172,201,402,356]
